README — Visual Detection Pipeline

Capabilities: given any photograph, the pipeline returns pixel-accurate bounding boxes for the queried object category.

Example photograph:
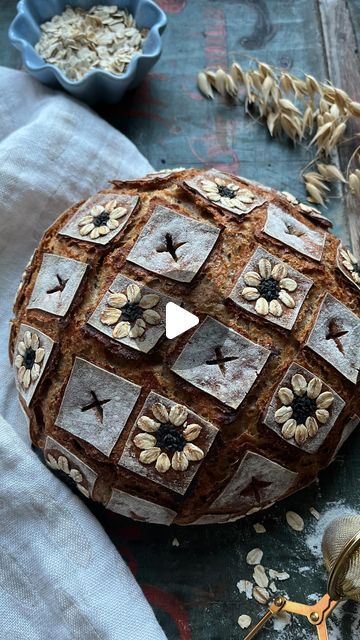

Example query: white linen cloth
[0,66,167,640]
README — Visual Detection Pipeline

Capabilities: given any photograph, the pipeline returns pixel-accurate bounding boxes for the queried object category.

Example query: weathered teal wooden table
[2,1,360,638]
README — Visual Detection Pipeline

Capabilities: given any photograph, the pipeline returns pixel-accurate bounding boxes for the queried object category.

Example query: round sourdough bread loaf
[10,168,360,525]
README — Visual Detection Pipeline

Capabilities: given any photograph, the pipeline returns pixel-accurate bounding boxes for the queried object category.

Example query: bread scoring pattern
[10,168,360,525]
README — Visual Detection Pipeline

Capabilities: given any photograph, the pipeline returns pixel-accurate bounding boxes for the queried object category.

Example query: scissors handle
[243,597,286,640]
[242,609,276,640]
[243,594,339,640]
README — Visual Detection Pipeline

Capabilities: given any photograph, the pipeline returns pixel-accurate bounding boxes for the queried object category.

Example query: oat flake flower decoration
[241,257,298,317]
[201,176,255,212]
[274,374,334,445]
[15,330,45,390]
[46,454,89,497]
[78,199,127,239]
[340,247,360,285]
[100,283,161,339]
[133,402,204,473]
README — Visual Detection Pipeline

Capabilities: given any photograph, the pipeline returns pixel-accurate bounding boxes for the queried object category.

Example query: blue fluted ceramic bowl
[9,0,167,104]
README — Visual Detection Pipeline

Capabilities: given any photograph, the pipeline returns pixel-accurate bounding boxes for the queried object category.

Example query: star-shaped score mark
[46,273,68,295]
[240,476,272,505]
[205,346,239,376]
[156,232,187,262]
[81,390,111,424]
[326,319,348,354]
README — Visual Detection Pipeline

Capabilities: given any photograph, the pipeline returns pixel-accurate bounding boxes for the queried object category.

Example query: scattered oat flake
[253,522,266,533]
[237,579,253,599]
[273,610,292,631]
[309,506,320,520]
[172,537,179,547]
[246,548,263,565]
[252,585,270,604]
[286,511,304,531]
[269,580,277,593]
[238,614,252,629]
[269,569,290,581]
[253,564,269,588]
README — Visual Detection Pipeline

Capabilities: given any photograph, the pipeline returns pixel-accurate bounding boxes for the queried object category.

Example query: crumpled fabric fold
[0,66,166,640]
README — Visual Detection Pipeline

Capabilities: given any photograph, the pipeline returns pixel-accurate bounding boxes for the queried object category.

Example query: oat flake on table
[236,502,360,638]
[35,5,148,81]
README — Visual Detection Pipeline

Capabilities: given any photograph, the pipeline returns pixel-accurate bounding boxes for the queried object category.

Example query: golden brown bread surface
[9,168,360,525]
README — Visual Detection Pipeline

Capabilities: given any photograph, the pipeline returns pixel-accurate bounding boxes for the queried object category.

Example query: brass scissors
[244,525,360,640]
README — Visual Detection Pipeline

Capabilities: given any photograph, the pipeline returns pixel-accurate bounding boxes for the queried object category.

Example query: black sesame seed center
[218,185,236,199]
[23,347,36,369]
[258,277,280,302]
[291,396,316,424]
[121,302,143,323]
[155,423,186,452]
[94,210,110,227]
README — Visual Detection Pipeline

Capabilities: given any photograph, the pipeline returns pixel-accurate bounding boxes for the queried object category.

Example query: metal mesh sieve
[322,515,360,602]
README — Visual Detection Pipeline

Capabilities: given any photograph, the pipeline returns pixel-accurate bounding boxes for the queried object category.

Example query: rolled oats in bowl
[35,5,149,81]
[9,0,166,103]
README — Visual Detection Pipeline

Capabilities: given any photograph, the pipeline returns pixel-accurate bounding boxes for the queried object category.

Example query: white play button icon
[165,302,199,339]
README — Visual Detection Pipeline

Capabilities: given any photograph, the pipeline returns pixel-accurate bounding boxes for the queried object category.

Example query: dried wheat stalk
[197,61,360,207]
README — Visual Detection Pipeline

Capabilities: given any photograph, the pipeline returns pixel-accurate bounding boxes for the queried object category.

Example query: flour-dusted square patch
[44,436,98,498]
[119,391,218,495]
[59,193,138,245]
[13,324,54,406]
[229,246,313,330]
[87,274,176,353]
[106,488,177,525]
[331,415,360,462]
[305,293,360,384]
[263,363,345,453]
[263,204,326,261]
[190,513,246,525]
[55,357,141,456]
[171,316,270,409]
[206,451,298,515]
[127,203,220,283]
[28,253,88,317]
[183,169,267,217]
[280,191,333,229]
[336,244,360,293]
[113,168,186,185]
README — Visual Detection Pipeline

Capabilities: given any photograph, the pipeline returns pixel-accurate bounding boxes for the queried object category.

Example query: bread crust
[9,168,360,525]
